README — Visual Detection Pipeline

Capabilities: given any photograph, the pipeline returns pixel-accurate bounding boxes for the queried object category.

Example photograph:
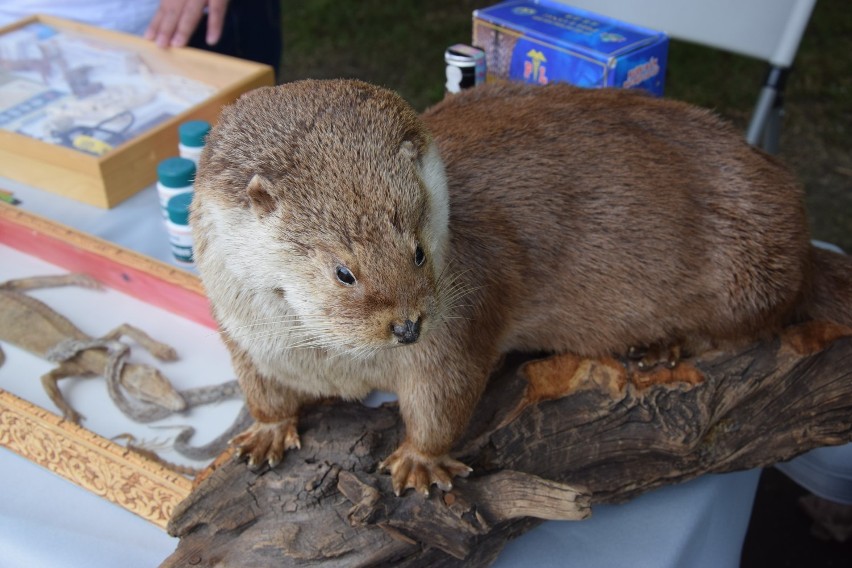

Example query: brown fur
[190,79,848,494]
[800,247,852,325]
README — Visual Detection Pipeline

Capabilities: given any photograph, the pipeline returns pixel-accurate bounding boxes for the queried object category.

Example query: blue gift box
[473,0,668,95]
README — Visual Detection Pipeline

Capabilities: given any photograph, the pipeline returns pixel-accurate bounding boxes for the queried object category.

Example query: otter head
[199,80,452,356]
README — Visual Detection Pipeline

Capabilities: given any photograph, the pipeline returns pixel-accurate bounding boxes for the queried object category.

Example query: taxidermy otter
[190,79,852,495]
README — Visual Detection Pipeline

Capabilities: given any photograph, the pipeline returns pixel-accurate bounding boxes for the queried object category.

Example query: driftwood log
[162,321,852,567]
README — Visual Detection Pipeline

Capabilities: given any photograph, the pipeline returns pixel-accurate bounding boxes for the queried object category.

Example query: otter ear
[399,139,419,161]
[246,174,277,216]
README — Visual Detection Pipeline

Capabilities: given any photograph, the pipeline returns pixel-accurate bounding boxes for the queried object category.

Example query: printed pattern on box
[473,0,668,96]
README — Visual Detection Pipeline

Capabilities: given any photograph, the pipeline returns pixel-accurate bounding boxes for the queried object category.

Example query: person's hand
[144,0,230,48]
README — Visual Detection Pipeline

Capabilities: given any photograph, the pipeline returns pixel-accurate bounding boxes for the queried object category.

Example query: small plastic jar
[178,120,211,165]
[166,191,194,265]
[156,157,195,220]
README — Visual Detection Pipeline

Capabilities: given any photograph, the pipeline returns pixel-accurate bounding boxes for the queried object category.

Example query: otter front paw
[230,420,300,469]
[379,442,472,496]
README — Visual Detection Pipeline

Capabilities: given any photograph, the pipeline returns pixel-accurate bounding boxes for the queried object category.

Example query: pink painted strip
[0,214,218,330]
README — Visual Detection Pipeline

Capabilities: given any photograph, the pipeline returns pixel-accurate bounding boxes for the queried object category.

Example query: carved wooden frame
[0,201,208,528]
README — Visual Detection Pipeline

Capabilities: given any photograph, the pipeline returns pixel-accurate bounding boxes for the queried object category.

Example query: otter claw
[230,419,300,470]
[627,345,648,360]
[629,342,683,371]
[380,442,472,496]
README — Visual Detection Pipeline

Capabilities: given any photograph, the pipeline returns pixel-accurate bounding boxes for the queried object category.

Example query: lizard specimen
[0,273,186,423]
[1,273,247,463]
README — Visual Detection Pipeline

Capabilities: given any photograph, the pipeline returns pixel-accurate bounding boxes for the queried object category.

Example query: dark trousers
[188,0,282,78]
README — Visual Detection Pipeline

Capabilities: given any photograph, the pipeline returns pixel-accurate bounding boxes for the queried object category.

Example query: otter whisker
[232,315,330,327]
[229,324,336,346]
[213,315,334,337]
[284,328,341,350]
[338,345,381,361]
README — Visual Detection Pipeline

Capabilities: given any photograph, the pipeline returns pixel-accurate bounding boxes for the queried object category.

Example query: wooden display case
[0,202,222,528]
[0,15,274,208]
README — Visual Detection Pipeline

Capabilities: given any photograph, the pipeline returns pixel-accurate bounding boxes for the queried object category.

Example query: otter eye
[414,245,426,267]
[335,265,356,286]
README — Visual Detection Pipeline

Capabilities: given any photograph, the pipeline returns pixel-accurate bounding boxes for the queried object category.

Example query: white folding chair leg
[761,103,784,155]
[746,85,777,148]
[746,65,790,152]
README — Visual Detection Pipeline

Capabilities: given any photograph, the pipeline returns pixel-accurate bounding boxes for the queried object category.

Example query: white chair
[556,0,817,153]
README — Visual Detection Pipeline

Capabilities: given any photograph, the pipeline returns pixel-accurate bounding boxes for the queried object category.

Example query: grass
[279,0,851,250]
[280,1,482,109]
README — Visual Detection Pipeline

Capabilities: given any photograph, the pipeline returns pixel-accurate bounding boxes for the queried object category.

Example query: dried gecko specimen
[0,274,186,423]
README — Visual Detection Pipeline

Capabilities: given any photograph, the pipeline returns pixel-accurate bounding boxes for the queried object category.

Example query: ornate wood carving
[0,388,192,528]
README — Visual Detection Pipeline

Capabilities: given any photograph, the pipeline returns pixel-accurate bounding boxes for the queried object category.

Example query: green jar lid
[157,157,196,188]
[179,120,211,148]
[167,191,193,225]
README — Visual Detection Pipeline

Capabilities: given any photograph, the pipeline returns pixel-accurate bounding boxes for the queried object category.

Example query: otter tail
[801,245,852,326]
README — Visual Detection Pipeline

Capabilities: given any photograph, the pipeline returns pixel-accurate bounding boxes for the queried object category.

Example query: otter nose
[391,318,421,344]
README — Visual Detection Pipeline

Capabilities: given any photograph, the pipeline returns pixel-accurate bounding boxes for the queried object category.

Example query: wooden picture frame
[0,201,212,528]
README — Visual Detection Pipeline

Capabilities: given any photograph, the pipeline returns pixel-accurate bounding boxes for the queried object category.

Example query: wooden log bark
[161,321,852,567]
